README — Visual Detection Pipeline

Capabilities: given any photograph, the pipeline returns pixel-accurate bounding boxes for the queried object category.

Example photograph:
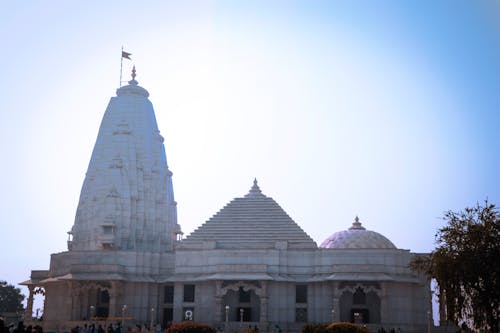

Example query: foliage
[0,281,25,313]
[410,201,500,333]
[301,323,327,333]
[325,322,371,333]
[244,326,260,333]
[165,322,216,333]
[301,323,370,333]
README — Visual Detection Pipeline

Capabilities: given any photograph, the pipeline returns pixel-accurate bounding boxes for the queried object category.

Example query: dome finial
[349,215,366,230]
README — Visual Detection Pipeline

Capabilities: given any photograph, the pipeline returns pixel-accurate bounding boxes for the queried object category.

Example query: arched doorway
[87,287,110,318]
[219,282,264,323]
[339,285,381,324]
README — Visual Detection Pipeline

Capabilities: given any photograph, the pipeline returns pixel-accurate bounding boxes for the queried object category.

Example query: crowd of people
[0,320,44,333]
[376,328,402,333]
[0,319,167,333]
[69,323,163,333]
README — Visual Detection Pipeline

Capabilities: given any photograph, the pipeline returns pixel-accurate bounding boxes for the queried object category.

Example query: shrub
[165,322,216,333]
[301,323,327,333]
[325,322,371,333]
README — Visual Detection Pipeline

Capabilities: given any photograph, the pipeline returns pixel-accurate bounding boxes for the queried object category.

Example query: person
[12,322,24,333]
[97,325,104,333]
[0,318,6,333]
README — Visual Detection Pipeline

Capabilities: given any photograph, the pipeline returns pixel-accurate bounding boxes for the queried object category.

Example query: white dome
[320,216,396,249]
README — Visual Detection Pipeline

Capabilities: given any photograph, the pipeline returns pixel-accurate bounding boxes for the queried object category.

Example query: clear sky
[1,0,499,307]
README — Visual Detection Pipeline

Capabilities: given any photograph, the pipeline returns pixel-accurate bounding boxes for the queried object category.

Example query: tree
[411,201,500,332]
[0,280,25,314]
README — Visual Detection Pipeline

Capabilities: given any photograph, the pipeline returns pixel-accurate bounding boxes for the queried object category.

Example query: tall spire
[70,71,177,252]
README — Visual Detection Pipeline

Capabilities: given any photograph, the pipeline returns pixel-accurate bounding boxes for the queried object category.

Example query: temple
[22,70,431,333]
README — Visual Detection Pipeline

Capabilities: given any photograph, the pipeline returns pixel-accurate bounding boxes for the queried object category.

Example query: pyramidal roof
[181,180,317,249]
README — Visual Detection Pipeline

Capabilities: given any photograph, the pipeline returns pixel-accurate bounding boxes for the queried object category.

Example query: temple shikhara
[22,68,431,333]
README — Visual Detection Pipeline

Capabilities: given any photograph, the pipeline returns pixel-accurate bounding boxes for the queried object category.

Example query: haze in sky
[1,1,499,312]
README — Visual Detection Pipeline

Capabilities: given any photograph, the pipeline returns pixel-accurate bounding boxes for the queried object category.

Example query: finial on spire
[245,178,263,197]
[131,65,136,80]
[127,65,139,86]
[349,215,366,230]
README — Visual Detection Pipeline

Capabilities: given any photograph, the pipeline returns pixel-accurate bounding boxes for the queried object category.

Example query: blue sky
[0,1,499,312]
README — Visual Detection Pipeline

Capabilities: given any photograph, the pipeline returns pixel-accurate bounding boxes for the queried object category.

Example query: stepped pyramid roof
[180,179,317,249]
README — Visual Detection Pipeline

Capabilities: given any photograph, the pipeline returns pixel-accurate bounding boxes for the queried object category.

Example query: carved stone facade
[23,73,430,333]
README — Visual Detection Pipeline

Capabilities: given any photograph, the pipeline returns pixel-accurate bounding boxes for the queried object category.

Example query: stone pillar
[215,297,222,323]
[260,281,268,325]
[71,282,82,320]
[25,286,34,321]
[41,287,48,320]
[214,281,223,324]
[109,281,124,318]
[332,282,340,322]
[260,297,268,324]
[65,282,73,321]
[380,282,389,326]
[173,282,184,322]
[82,289,89,320]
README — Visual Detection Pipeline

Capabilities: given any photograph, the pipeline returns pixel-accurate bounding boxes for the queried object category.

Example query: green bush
[301,323,327,333]
[325,322,371,333]
[165,322,216,333]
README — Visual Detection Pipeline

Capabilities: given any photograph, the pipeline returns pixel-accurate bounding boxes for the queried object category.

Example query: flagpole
[120,46,124,87]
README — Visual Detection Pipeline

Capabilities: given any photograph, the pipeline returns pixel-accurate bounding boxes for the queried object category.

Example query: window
[295,285,307,303]
[295,308,307,322]
[239,287,251,303]
[164,285,174,304]
[183,284,195,302]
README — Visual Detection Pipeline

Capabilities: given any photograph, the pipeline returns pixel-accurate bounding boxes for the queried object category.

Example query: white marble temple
[23,72,431,333]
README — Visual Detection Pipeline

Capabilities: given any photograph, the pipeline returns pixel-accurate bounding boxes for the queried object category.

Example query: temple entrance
[87,288,110,318]
[221,286,260,322]
[339,285,381,324]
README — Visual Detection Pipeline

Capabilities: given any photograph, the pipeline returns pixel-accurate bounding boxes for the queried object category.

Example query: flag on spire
[122,51,132,60]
